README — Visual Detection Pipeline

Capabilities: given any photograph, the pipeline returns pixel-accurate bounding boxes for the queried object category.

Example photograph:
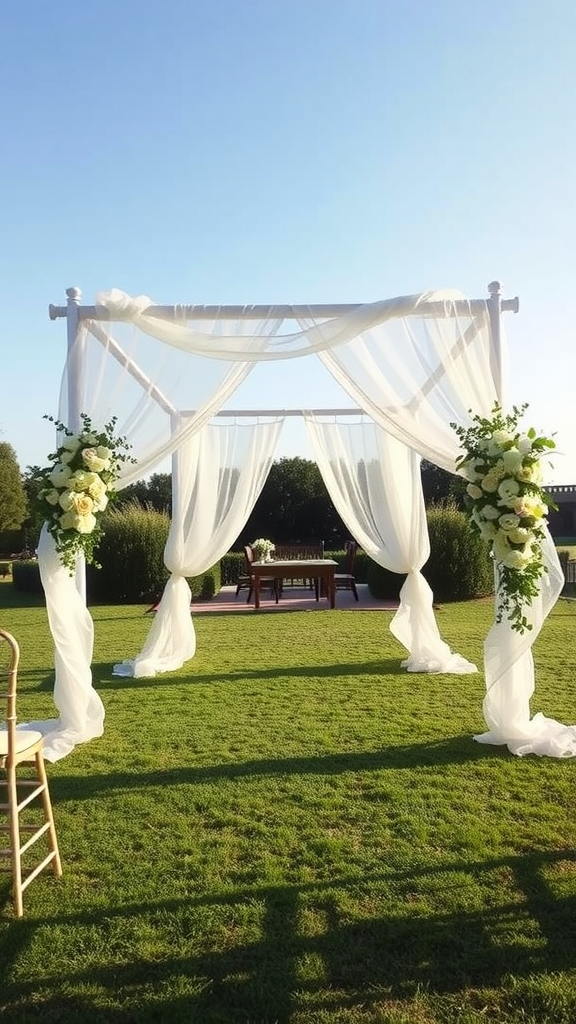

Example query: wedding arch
[33,282,574,763]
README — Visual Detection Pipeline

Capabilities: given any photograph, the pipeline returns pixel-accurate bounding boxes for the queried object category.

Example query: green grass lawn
[1,583,576,1023]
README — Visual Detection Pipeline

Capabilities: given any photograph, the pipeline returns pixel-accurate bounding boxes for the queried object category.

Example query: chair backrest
[344,540,358,575]
[273,542,324,560]
[244,544,255,569]
[0,628,20,761]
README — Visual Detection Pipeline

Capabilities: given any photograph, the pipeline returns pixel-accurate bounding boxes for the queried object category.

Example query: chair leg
[6,766,23,918]
[352,581,359,601]
[36,752,62,877]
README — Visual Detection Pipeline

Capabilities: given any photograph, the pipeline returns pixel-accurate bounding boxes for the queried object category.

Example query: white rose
[70,470,98,492]
[498,513,520,532]
[93,492,108,513]
[517,461,542,484]
[44,489,61,506]
[509,526,532,545]
[48,464,72,488]
[517,435,533,454]
[76,512,97,534]
[59,510,96,534]
[502,448,523,473]
[62,434,81,452]
[88,476,107,501]
[59,489,75,511]
[497,478,520,504]
[459,458,485,482]
[479,520,498,541]
[492,429,515,447]
[481,504,501,520]
[500,547,533,570]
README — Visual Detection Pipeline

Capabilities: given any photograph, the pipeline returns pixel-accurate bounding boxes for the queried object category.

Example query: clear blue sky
[1,0,575,482]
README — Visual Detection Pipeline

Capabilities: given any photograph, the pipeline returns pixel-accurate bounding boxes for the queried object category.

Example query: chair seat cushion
[0,728,43,756]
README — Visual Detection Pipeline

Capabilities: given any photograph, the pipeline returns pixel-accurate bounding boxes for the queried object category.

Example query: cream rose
[83,446,111,473]
[498,513,520,532]
[466,483,483,500]
[481,473,500,493]
[70,470,98,492]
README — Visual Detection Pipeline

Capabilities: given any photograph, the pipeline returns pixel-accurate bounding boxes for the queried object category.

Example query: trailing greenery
[1,583,576,1022]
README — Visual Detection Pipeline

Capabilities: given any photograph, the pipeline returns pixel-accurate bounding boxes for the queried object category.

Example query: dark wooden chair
[235,545,280,604]
[272,543,324,597]
[334,540,359,601]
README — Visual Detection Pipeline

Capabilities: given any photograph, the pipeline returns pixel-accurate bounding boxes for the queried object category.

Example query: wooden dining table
[251,559,338,610]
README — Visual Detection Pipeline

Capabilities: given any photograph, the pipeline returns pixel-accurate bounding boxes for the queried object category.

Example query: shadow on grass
[91,658,409,691]
[2,849,576,1023]
[49,735,498,802]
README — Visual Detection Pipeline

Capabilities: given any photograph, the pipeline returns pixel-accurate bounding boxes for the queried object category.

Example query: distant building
[546,485,576,540]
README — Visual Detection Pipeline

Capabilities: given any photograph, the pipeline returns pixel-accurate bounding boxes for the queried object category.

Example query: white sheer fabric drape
[304,415,476,674]
[26,527,105,761]
[113,418,283,678]
[477,529,576,757]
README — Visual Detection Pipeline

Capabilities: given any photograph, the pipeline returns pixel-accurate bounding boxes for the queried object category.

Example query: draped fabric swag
[32,287,574,761]
[303,415,476,674]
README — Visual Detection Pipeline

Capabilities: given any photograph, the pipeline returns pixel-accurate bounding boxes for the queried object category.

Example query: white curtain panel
[304,415,476,674]
[477,528,576,757]
[113,418,283,678]
[313,293,501,472]
[27,527,105,762]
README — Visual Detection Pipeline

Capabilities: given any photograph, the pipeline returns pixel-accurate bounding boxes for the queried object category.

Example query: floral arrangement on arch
[251,538,275,562]
[33,414,135,573]
[452,403,556,634]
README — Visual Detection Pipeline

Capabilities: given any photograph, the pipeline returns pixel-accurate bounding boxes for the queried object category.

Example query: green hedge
[423,503,493,601]
[365,504,493,603]
[11,559,42,594]
[88,502,221,604]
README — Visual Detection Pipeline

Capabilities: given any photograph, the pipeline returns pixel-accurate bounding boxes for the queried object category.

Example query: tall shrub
[424,502,493,601]
[88,502,170,603]
[365,503,493,602]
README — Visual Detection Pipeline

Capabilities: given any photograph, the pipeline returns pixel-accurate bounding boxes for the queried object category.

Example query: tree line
[0,441,463,554]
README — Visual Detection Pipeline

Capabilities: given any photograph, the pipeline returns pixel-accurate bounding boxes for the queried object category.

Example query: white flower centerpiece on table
[33,413,135,574]
[452,402,556,634]
[252,538,275,562]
